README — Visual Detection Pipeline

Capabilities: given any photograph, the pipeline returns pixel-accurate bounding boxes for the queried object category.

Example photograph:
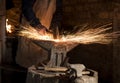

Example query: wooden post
[0,0,6,82]
[113,7,120,83]
[0,0,6,63]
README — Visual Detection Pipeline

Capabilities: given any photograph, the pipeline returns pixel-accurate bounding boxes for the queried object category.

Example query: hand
[35,24,47,35]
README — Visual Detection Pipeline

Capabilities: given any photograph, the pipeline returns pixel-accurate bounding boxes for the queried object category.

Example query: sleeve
[51,0,62,29]
[22,0,40,27]
[6,0,14,10]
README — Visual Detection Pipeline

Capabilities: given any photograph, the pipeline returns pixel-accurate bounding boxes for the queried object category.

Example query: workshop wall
[63,0,116,26]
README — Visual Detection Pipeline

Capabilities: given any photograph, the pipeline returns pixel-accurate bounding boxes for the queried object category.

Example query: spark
[19,24,120,44]
[6,19,12,33]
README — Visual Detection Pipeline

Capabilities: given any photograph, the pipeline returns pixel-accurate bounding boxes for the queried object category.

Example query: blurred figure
[16,0,62,68]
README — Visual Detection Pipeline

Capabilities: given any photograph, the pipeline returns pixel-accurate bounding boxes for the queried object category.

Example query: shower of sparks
[19,24,120,44]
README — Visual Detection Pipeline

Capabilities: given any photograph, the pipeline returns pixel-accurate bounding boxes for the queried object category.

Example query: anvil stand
[26,40,98,83]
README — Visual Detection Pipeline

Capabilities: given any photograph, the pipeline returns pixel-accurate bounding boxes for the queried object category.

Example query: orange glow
[6,19,13,33]
[19,24,120,44]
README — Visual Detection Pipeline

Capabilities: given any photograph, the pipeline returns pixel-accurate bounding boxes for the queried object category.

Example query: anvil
[33,40,78,71]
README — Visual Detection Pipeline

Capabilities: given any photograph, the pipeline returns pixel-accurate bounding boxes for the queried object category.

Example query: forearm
[22,0,40,27]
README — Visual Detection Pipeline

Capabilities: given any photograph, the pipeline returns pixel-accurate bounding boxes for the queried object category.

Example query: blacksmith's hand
[35,24,47,35]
